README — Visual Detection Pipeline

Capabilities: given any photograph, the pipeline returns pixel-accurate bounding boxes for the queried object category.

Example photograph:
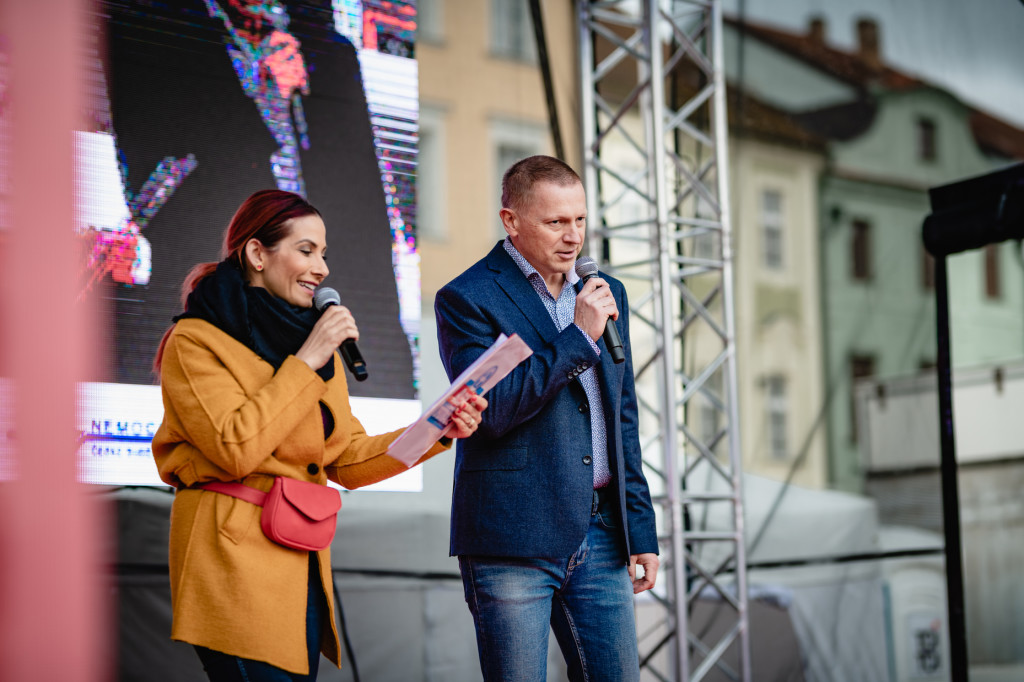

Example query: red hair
[153,190,321,373]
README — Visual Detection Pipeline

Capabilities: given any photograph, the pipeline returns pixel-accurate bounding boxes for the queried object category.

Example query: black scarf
[174,260,334,381]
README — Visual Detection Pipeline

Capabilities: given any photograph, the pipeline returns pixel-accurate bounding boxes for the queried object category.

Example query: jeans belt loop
[592,486,611,516]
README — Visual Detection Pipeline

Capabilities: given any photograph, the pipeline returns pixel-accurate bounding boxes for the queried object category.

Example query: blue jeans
[194,553,327,681]
[459,489,640,682]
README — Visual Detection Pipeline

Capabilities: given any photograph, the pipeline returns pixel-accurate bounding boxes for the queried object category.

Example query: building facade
[725,16,1024,492]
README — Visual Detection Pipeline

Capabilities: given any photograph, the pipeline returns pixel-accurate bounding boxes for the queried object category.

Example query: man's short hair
[501,155,582,212]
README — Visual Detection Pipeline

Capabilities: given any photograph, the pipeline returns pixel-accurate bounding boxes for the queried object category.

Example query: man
[435,155,659,681]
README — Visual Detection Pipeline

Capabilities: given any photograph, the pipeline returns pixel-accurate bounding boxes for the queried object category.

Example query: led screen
[62,0,422,489]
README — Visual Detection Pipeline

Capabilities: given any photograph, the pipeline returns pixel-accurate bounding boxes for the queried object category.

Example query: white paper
[387,333,533,466]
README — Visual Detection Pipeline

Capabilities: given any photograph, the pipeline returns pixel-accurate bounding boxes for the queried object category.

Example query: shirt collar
[503,237,580,287]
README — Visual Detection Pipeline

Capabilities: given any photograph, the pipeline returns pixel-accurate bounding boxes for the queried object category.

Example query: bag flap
[278,477,341,521]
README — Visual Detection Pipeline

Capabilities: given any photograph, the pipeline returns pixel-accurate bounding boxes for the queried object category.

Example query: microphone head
[574,256,599,280]
[313,286,341,312]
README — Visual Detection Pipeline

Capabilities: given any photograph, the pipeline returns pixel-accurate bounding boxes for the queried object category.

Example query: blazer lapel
[488,244,561,344]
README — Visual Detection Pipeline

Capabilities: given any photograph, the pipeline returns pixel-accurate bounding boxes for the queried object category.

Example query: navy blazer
[435,242,659,560]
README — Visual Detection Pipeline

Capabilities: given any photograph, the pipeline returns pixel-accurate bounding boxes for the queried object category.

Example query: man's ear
[499,207,517,237]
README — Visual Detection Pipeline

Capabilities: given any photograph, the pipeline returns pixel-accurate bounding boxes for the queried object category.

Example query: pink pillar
[0,1,110,680]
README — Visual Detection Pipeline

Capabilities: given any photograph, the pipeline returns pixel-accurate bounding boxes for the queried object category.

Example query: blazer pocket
[462,447,528,472]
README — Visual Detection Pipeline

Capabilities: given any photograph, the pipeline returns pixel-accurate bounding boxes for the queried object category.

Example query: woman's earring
[256,263,263,271]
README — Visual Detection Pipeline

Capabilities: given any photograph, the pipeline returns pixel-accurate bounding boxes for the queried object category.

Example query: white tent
[643,468,893,682]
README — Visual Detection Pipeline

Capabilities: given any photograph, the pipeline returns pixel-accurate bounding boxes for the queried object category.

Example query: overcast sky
[719,0,1024,127]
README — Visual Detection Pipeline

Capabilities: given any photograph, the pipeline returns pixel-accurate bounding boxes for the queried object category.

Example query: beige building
[727,128,828,488]
[595,102,830,489]
[416,0,580,297]
[580,19,832,488]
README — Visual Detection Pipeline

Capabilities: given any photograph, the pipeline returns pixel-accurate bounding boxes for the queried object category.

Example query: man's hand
[629,553,659,594]
[573,276,619,342]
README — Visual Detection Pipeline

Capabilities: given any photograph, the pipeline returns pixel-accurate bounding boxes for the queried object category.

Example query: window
[416,105,447,241]
[765,375,787,460]
[761,189,783,269]
[489,119,545,236]
[851,219,872,281]
[917,117,937,162]
[984,244,1001,299]
[496,142,539,235]
[921,245,935,291]
[416,0,444,44]
[850,354,875,443]
[490,0,536,62]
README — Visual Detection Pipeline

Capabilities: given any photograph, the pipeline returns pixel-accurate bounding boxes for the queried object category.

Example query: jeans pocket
[596,508,620,531]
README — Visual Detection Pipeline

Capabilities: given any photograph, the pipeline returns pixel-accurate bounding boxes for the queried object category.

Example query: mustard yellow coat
[151,318,448,674]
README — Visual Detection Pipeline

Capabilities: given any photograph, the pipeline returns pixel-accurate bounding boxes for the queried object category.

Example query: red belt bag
[196,477,342,551]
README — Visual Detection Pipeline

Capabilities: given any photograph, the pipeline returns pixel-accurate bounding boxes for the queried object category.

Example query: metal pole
[709,3,752,679]
[643,0,689,675]
[577,0,600,264]
[933,255,970,682]
[529,0,565,161]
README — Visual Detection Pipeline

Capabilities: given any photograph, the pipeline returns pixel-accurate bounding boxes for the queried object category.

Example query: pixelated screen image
[64,0,424,489]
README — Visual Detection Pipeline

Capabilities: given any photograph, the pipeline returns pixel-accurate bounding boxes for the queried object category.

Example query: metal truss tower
[577,1,750,679]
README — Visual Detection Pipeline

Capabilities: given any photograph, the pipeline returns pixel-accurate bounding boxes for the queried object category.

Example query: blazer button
[578,403,589,414]
[583,455,592,465]
[307,463,320,475]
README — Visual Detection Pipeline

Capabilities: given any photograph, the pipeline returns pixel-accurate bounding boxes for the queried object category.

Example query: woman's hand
[447,394,488,439]
[296,305,358,372]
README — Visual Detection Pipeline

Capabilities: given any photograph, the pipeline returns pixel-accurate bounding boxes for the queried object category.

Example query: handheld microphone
[574,257,625,364]
[312,287,369,382]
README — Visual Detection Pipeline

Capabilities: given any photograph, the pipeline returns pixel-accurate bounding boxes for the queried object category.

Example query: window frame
[984,243,1001,300]
[416,104,448,242]
[917,116,937,163]
[489,0,537,62]
[764,374,788,460]
[761,188,784,270]
[851,219,872,282]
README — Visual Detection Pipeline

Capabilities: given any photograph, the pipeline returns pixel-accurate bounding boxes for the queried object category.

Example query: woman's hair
[153,189,321,373]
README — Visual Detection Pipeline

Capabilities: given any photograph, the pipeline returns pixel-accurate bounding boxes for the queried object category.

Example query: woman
[151,189,485,680]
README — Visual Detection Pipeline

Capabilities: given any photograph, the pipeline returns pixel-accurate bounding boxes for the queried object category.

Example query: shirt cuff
[573,323,601,356]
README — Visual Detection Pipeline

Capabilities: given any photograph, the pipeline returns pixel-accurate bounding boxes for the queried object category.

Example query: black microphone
[574,257,625,364]
[312,287,369,382]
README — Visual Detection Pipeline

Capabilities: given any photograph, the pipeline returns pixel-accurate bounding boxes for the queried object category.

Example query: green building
[725,16,1024,492]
